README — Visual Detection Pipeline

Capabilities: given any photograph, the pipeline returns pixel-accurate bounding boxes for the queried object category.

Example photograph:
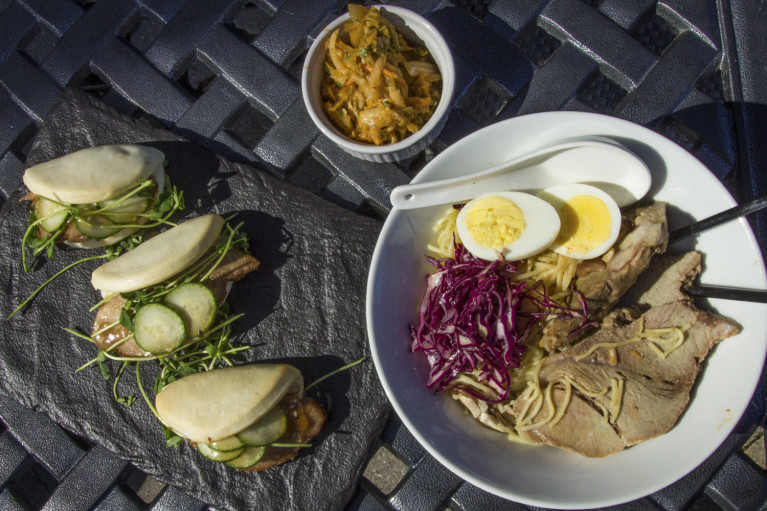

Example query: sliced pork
[209,248,261,282]
[539,202,669,352]
[451,393,513,434]
[92,294,149,357]
[512,302,740,457]
[91,248,259,357]
[621,251,701,308]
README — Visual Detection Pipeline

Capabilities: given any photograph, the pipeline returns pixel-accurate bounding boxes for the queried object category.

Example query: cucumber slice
[208,435,244,452]
[98,196,150,224]
[236,406,287,447]
[225,446,266,469]
[35,197,69,233]
[164,283,217,336]
[198,442,244,462]
[74,214,121,239]
[133,303,186,354]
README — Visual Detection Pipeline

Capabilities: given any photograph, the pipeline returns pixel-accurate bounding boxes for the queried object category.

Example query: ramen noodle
[427,205,687,441]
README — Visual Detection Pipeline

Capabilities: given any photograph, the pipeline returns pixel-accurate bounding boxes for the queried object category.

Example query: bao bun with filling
[91,214,224,295]
[156,364,303,443]
[88,213,259,359]
[156,364,327,472]
[23,144,166,249]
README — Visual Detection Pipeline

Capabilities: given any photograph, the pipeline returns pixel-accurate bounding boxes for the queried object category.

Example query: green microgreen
[113,361,137,407]
[305,357,366,391]
[119,308,133,331]
[97,351,110,380]
[21,176,182,272]
[8,253,109,319]
[12,175,184,318]
[164,429,185,448]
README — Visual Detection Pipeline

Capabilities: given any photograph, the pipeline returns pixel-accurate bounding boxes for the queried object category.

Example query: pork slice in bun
[22,144,176,249]
[89,214,259,358]
[155,364,326,471]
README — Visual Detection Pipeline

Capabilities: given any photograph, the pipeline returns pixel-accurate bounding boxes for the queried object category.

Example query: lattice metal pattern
[450,0,493,19]
[512,21,562,66]
[634,12,679,56]
[458,76,512,126]
[697,70,726,104]
[1,0,766,510]
[577,70,628,114]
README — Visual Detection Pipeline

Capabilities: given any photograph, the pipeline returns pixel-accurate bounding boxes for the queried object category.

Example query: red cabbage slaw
[410,242,589,404]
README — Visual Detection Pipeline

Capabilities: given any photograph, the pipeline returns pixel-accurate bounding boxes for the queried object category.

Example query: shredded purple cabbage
[410,241,589,404]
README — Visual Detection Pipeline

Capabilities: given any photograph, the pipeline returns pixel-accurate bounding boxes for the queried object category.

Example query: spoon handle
[668,194,767,243]
[389,168,540,209]
[389,138,651,210]
[390,140,597,210]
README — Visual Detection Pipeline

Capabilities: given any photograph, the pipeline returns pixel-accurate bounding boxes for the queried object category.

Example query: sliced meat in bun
[89,214,259,358]
[157,364,301,442]
[22,144,171,249]
[156,364,326,471]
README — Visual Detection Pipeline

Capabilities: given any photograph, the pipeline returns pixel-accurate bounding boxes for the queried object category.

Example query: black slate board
[0,88,389,510]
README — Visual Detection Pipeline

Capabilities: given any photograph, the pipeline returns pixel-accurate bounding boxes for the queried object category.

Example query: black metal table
[1,1,766,510]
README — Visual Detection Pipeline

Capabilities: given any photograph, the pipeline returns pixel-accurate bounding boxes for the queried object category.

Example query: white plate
[366,111,767,509]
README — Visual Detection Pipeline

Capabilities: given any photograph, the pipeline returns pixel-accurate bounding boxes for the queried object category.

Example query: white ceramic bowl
[366,111,767,508]
[301,5,455,163]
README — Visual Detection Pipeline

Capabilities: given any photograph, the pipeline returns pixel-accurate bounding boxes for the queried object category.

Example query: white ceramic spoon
[390,137,652,209]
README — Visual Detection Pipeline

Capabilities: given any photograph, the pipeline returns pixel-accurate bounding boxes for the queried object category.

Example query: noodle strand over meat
[425,205,688,442]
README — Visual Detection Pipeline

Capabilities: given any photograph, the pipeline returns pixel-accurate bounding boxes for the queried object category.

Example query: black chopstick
[668,194,767,244]
[687,284,767,303]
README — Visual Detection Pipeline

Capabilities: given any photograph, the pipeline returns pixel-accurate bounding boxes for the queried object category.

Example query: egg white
[455,191,561,262]
[537,183,622,260]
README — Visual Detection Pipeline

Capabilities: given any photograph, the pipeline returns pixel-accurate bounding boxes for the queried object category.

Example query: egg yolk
[464,195,526,248]
[554,195,611,255]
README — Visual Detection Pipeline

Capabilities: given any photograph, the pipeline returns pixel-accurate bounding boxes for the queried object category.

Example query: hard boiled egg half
[537,183,622,260]
[455,191,561,261]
